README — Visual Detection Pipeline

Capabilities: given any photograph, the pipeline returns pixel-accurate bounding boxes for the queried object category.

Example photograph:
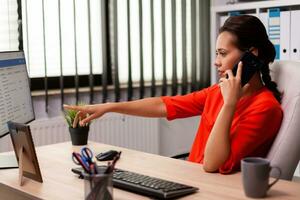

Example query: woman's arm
[64,97,167,126]
[203,104,235,172]
[204,62,248,172]
[107,97,167,117]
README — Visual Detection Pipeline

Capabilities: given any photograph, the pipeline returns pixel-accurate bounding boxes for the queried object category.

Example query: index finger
[63,104,85,112]
[225,70,234,79]
[80,114,97,126]
[236,61,243,78]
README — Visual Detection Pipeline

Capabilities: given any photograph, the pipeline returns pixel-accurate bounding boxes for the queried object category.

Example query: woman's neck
[242,72,264,97]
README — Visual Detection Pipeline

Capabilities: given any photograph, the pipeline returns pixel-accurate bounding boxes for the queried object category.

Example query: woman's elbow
[203,162,219,173]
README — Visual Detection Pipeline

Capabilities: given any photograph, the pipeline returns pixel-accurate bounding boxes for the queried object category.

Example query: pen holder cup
[83,172,113,200]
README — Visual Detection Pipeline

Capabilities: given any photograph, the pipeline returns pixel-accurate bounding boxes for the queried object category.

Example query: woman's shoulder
[200,84,220,94]
[249,87,282,112]
[190,84,221,97]
[238,88,283,122]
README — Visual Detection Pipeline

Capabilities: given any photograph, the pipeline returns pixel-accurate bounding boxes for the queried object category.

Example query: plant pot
[69,126,90,145]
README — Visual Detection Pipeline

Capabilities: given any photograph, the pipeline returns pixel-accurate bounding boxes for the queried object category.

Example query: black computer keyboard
[72,166,198,199]
[112,168,198,199]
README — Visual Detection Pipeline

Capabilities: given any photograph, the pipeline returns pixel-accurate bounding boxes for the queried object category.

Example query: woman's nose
[214,58,221,68]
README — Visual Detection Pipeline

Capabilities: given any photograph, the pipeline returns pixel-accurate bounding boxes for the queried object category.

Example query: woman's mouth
[218,71,225,77]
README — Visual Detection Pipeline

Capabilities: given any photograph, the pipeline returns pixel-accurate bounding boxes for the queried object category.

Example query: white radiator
[0,113,160,154]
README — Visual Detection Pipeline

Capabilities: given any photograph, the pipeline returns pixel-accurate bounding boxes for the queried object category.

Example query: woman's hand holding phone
[219,61,250,107]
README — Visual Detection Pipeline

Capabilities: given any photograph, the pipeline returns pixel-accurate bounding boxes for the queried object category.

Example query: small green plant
[63,104,90,128]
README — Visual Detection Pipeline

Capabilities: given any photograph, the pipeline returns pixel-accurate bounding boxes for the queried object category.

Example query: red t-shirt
[161,84,283,174]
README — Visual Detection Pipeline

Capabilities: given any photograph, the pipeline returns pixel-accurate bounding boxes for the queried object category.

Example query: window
[114,0,209,98]
[0,0,19,52]
[22,0,104,78]
[1,0,210,108]
[117,0,193,84]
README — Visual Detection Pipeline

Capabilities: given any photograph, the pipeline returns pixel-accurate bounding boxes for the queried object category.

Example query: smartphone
[231,51,264,86]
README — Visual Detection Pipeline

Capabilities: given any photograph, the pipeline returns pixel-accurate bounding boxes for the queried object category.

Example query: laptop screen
[0,51,34,138]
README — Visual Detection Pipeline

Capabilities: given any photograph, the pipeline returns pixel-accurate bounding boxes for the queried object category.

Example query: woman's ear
[249,47,258,56]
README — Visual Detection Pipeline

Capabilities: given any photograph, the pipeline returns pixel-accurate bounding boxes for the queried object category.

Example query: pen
[93,162,99,174]
[105,151,121,174]
[89,162,99,175]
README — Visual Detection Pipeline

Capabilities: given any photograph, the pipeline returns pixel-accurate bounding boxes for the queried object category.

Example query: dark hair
[219,15,281,103]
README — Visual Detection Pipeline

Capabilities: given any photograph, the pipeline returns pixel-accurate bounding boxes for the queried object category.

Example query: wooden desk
[0,142,299,200]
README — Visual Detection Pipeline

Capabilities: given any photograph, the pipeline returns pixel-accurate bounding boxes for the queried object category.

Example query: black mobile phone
[231,51,264,86]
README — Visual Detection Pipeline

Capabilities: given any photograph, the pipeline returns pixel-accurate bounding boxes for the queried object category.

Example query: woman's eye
[216,51,227,57]
[219,52,227,57]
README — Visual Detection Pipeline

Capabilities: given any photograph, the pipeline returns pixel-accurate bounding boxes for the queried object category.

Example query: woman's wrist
[222,102,237,111]
[99,102,115,114]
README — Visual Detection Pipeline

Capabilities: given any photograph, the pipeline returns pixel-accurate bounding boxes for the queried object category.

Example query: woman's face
[215,31,243,78]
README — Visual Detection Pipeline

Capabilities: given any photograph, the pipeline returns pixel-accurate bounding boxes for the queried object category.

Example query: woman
[64,15,283,174]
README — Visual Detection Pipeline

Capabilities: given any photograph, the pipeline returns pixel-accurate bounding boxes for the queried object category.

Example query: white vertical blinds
[0,0,19,52]
[3,0,207,90]
[21,0,103,78]
[117,0,193,84]
[186,0,192,84]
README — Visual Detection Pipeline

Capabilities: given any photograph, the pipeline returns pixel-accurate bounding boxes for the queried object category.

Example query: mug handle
[268,166,281,189]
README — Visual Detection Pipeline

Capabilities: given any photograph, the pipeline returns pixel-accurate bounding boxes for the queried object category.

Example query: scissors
[80,147,93,165]
[72,147,95,174]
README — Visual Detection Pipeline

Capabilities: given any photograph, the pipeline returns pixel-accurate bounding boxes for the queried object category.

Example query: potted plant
[63,107,90,146]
